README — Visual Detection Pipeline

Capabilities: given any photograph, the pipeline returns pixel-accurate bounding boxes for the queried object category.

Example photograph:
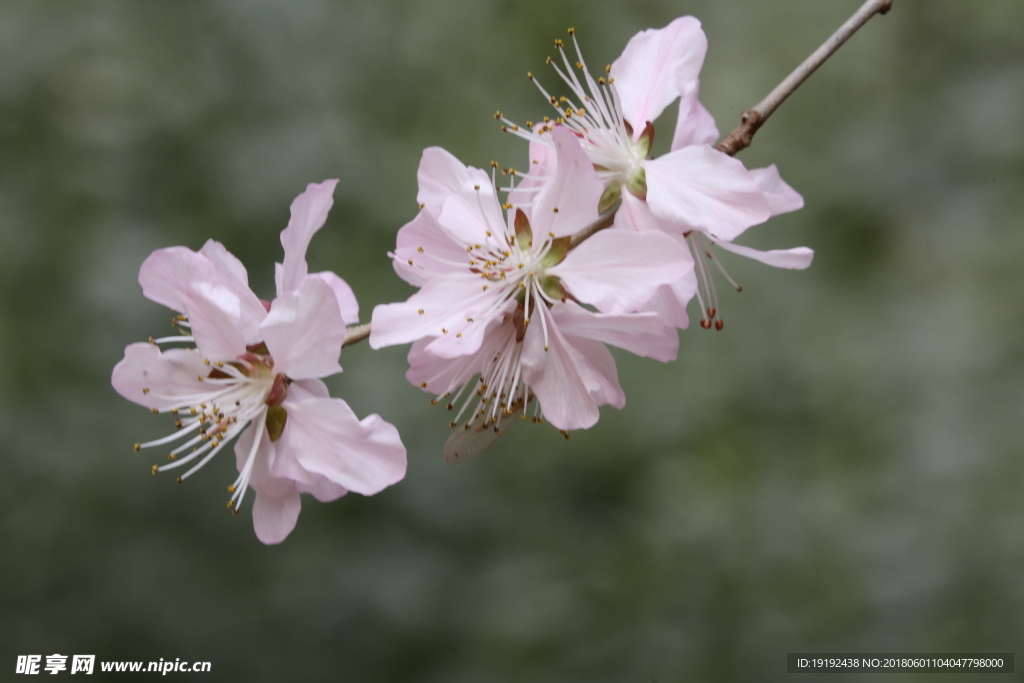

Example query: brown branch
[715,0,894,157]
[568,211,616,249]
[342,322,371,347]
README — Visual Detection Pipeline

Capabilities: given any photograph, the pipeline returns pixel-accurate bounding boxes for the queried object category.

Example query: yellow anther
[203,358,211,365]
[554,38,563,48]
[133,443,141,452]
[494,110,503,119]
[527,71,533,79]
[417,246,424,253]
[151,465,159,475]
[420,382,428,388]
[141,387,150,395]
[407,259,413,265]
[151,407,159,414]
[567,27,575,35]
[417,309,424,315]
[167,453,175,460]
[418,203,425,210]
[227,485,235,493]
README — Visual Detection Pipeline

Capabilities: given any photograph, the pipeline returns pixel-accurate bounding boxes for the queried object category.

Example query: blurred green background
[2,1,1023,680]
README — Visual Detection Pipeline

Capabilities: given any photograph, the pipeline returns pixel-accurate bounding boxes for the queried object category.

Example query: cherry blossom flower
[498,18,812,329]
[112,180,406,544]
[370,127,686,435]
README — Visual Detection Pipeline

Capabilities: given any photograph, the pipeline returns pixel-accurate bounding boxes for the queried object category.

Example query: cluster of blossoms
[113,16,811,542]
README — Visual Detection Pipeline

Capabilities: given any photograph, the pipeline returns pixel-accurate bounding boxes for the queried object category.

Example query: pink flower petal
[644,275,697,329]
[552,301,679,363]
[307,271,360,325]
[644,145,771,241]
[404,317,509,394]
[111,343,210,409]
[610,16,707,133]
[252,490,302,545]
[417,148,502,246]
[235,423,296,498]
[547,228,691,314]
[562,335,625,410]
[279,397,407,496]
[520,305,600,431]
[508,138,557,207]
[290,378,330,399]
[295,479,348,503]
[711,238,814,270]
[748,164,805,216]
[185,279,249,360]
[613,189,662,233]
[369,273,504,354]
[199,240,268,340]
[671,81,720,149]
[138,246,208,313]
[277,179,339,295]
[528,126,603,237]
[261,276,346,380]
[436,190,505,248]
[392,209,468,287]
[139,245,251,359]
[232,424,303,545]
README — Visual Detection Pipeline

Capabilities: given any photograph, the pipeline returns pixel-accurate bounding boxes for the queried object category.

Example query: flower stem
[715,0,895,157]
[342,323,371,347]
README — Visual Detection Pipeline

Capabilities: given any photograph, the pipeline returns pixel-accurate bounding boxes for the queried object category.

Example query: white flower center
[136,332,282,513]
[496,30,648,190]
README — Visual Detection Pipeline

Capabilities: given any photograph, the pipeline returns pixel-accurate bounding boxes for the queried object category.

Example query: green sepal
[598,184,622,213]
[540,236,571,267]
[626,167,647,200]
[266,405,288,442]
[514,208,533,250]
[637,121,655,158]
[540,276,566,301]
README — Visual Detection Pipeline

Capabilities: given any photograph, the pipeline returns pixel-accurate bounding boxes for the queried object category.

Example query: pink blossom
[112,180,406,544]
[371,127,686,434]
[499,18,812,329]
